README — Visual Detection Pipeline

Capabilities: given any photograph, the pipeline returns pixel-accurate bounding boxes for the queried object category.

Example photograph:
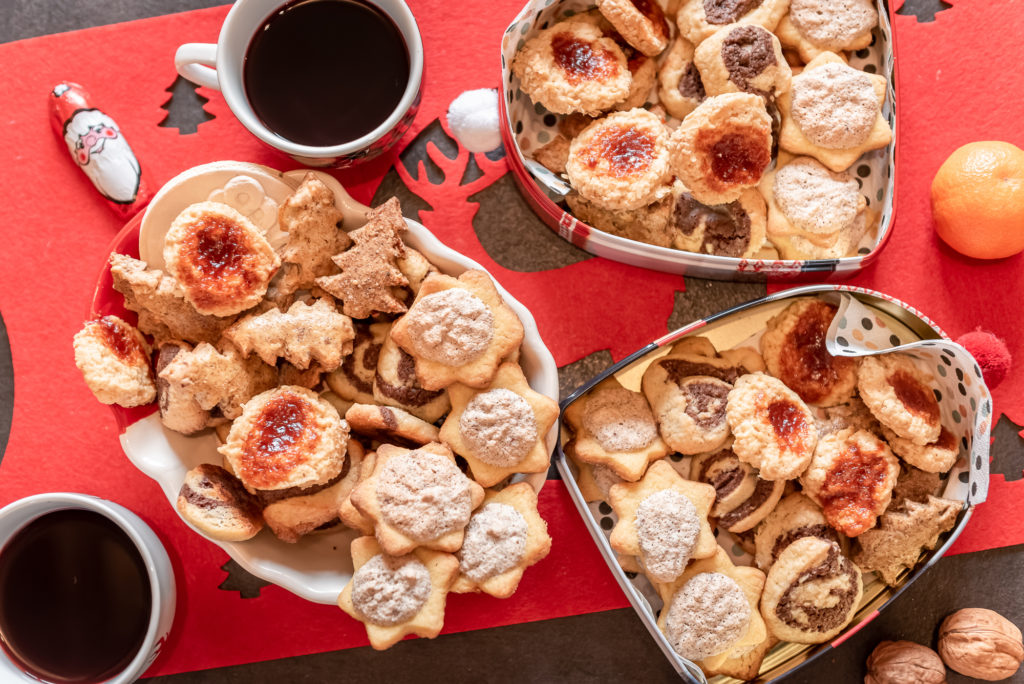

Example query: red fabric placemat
[0,0,1021,676]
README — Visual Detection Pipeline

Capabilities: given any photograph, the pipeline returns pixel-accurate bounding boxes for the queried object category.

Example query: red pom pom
[956,329,1011,389]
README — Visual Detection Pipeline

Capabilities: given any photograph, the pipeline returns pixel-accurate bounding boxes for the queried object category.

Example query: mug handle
[175,43,220,91]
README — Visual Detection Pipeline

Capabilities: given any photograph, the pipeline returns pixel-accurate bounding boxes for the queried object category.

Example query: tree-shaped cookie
[278,173,350,294]
[337,536,459,650]
[440,362,558,487]
[223,298,354,371]
[316,198,409,318]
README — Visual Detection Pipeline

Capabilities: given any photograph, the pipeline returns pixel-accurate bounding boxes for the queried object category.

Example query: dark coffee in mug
[0,509,152,683]
[243,0,411,147]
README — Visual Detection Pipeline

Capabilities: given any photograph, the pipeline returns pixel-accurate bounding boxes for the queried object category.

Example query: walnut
[865,640,946,684]
[937,608,1024,681]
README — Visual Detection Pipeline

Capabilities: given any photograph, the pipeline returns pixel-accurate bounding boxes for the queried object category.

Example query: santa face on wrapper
[62,107,142,204]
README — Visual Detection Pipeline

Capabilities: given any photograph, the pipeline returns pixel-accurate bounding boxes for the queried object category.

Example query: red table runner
[0,0,1022,676]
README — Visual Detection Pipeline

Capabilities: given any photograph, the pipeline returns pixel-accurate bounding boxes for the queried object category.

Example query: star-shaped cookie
[337,536,459,650]
[450,482,552,599]
[439,362,558,487]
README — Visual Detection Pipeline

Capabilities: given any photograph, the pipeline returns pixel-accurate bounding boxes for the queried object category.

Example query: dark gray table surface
[2,1,1021,682]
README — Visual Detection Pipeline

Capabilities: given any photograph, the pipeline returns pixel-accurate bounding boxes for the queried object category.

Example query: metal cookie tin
[499,2,898,280]
[556,285,991,682]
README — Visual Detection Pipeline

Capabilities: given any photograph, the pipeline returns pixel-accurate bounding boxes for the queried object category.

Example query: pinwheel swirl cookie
[778,52,891,172]
[608,460,718,583]
[726,372,818,480]
[337,536,459,651]
[512,18,631,115]
[694,24,792,101]
[658,37,706,120]
[440,363,559,487]
[666,182,768,257]
[754,491,848,572]
[389,270,524,391]
[451,482,552,598]
[691,446,786,533]
[563,376,671,481]
[325,321,390,405]
[373,332,451,423]
[676,0,789,45]
[349,442,485,556]
[655,547,769,675]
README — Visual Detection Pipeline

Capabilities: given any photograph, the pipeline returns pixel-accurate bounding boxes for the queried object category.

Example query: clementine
[931,141,1024,259]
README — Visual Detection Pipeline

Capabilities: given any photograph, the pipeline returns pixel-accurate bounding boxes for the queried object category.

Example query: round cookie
[658,37,706,120]
[73,315,155,408]
[176,463,264,542]
[857,354,942,445]
[326,321,390,406]
[760,536,863,643]
[615,50,658,111]
[345,403,440,447]
[597,0,671,56]
[760,297,860,406]
[676,0,790,46]
[565,191,674,248]
[800,427,901,537]
[566,109,673,211]
[643,372,733,455]
[726,372,818,480]
[372,330,451,423]
[511,19,631,116]
[691,446,786,533]
[881,424,958,474]
[754,491,847,571]
[778,52,892,172]
[667,181,768,257]
[694,24,792,101]
[669,92,773,205]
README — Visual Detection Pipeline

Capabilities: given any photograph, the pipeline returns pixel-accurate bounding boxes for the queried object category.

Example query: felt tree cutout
[989,413,1024,482]
[896,0,952,23]
[218,560,271,599]
[158,76,215,134]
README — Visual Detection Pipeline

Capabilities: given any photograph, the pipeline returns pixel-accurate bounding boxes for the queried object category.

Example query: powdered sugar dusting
[458,502,528,582]
[773,158,861,234]
[460,388,538,467]
[665,572,751,660]
[582,388,659,452]
[404,289,494,366]
[351,553,431,626]
[635,490,700,583]
[377,449,473,541]
[791,63,876,150]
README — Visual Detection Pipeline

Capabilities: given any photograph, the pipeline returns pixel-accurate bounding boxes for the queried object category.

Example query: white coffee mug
[0,493,176,683]
[175,0,423,167]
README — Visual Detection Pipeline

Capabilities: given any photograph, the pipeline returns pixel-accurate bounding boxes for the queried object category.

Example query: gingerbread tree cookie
[440,362,558,487]
[277,173,350,294]
[337,536,459,650]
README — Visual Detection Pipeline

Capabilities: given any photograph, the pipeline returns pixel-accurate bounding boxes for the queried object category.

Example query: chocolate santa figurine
[50,82,152,219]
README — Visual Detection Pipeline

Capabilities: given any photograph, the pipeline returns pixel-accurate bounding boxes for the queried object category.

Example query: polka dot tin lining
[500,0,898,267]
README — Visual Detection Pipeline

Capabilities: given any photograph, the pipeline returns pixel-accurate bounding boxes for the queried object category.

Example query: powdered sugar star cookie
[440,363,558,487]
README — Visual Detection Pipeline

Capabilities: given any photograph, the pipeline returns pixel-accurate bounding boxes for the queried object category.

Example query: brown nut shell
[937,608,1024,681]
[864,640,946,684]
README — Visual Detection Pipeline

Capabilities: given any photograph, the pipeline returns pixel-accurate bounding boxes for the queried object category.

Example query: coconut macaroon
[337,536,459,651]
[666,181,768,257]
[163,201,281,317]
[218,385,349,496]
[608,460,718,583]
[73,315,156,407]
[726,372,818,481]
[349,442,485,556]
[800,427,901,537]
[694,24,792,101]
[658,37,706,120]
[857,354,942,446]
[676,0,789,46]
[566,109,673,211]
[440,363,559,487]
[760,297,860,406]
[775,0,877,63]
[512,19,631,116]
[655,547,768,673]
[563,376,671,481]
[451,482,552,599]
[389,270,525,391]
[596,0,671,56]
[669,93,773,206]
[778,52,891,172]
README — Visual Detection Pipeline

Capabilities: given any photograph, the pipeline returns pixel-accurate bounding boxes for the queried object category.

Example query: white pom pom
[446,88,502,154]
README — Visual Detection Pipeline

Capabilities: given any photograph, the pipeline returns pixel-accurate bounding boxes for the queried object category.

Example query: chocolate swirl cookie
[373,332,450,424]
[326,321,389,405]
[676,0,789,46]
[753,491,848,571]
[694,24,791,101]
[691,447,785,533]
[667,182,767,257]
[760,536,863,643]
